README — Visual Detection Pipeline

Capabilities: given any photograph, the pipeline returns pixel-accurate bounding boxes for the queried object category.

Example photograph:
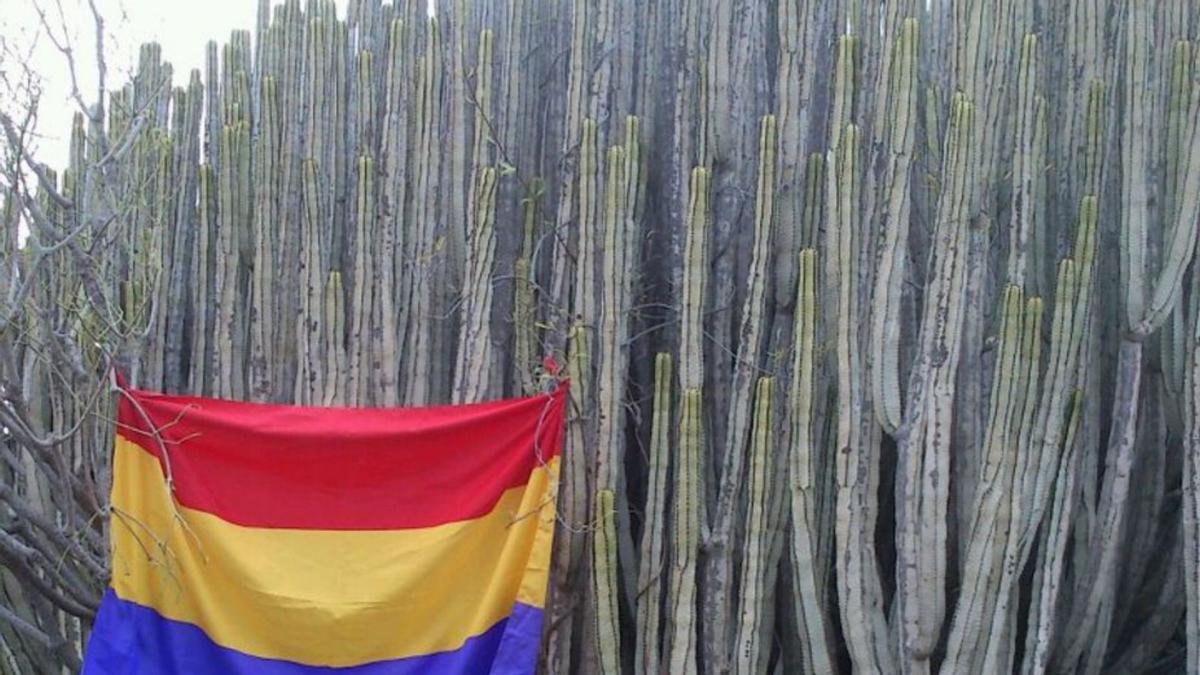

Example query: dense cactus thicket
[2,0,1200,672]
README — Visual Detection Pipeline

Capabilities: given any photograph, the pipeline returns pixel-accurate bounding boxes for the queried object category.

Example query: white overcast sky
[5,0,265,170]
[5,0,437,172]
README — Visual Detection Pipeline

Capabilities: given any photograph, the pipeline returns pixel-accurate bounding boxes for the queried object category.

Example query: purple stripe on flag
[82,590,544,674]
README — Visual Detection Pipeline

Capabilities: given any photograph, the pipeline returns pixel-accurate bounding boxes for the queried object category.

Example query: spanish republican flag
[83,382,567,674]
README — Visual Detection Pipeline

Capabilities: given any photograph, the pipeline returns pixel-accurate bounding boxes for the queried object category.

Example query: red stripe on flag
[115,384,567,530]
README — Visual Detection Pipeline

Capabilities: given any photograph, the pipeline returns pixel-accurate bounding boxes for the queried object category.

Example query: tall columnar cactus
[452,165,498,403]
[666,387,703,675]
[1017,190,1100,667]
[1023,393,1085,675]
[1188,226,1200,675]
[1059,8,1199,668]
[248,75,279,402]
[897,93,974,674]
[1005,34,1048,292]
[160,71,204,393]
[511,179,541,395]
[594,130,637,494]
[944,35,1064,674]
[870,17,918,436]
[1005,205,1093,670]
[822,27,891,674]
[773,0,826,293]
[348,152,376,406]
[547,0,591,364]
[732,376,780,675]
[788,249,836,674]
[402,16,443,406]
[587,142,630,675]
[545,321,590,672]
[190,163,216,395]
[549,116,602,672]
[591,488,621,675]
[1187,41,1200,673]
[948,30,1047,567]
[704,115,776,672]
[295,156,324,405]
[801,153,824,266]
[588,117,644,672]
[452,28,497,404]
[373,16,409,406]
[829,119,890,675]
[664,167,709,675]
[447,10,481,232]
[322,270,347,406]
[1121,8,1200,340]
[679,167,709,396]
[213,120,251,400]
[1163,40,1194,417]
[262,1,306,399]
[345,47,378,407]
[943,286,1042,673]
[635,353,671,675]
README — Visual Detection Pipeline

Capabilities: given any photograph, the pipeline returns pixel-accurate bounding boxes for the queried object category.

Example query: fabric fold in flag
[83,381,567,674]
